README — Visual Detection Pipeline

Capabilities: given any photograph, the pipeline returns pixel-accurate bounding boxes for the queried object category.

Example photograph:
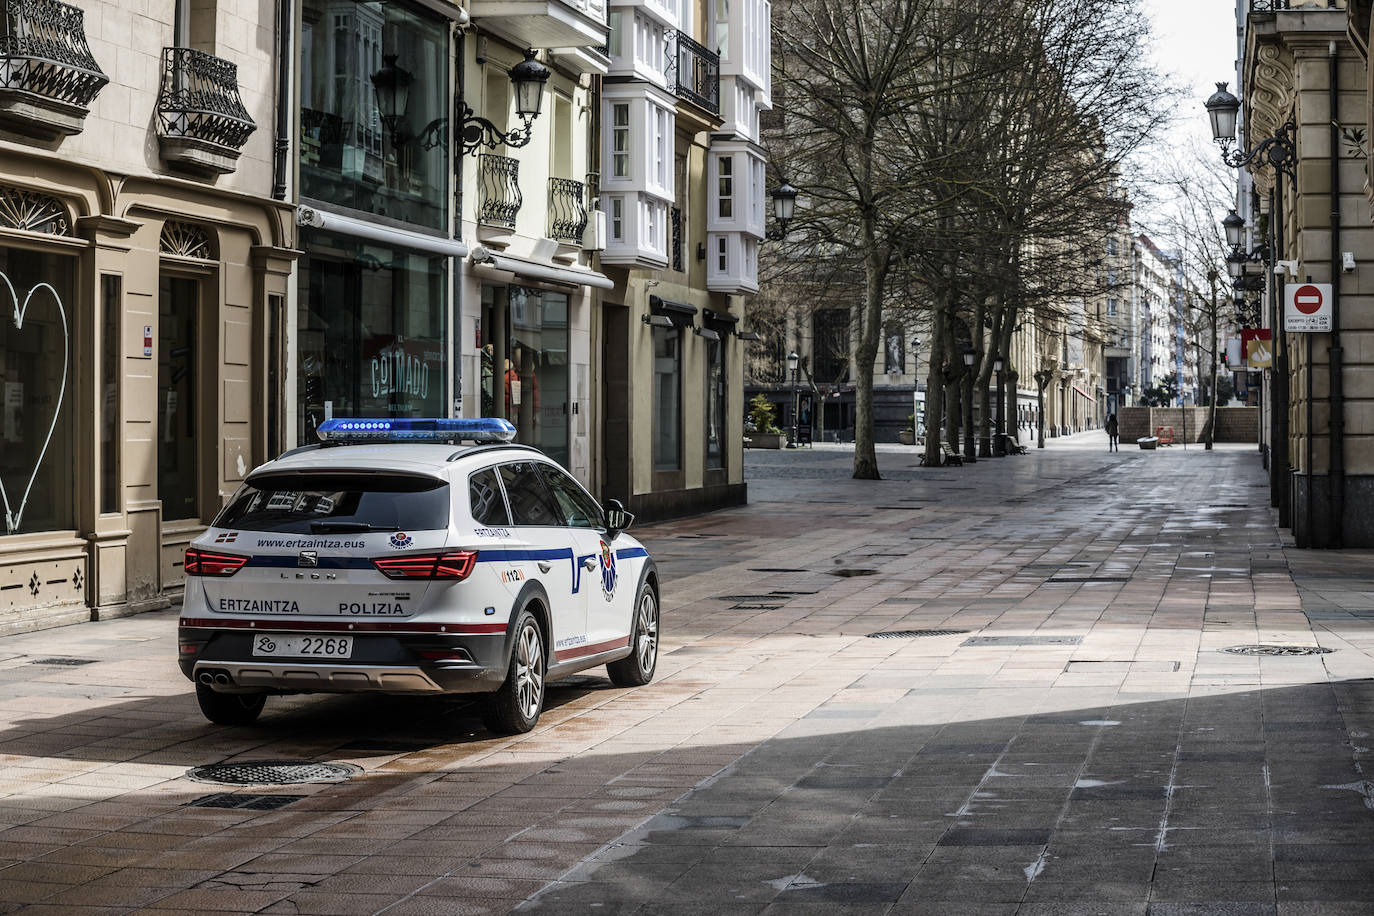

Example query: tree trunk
[1206,290,1218,450]
[851,240,887,480]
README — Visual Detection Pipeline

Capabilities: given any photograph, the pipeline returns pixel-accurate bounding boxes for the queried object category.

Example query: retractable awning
[470,246,614,290]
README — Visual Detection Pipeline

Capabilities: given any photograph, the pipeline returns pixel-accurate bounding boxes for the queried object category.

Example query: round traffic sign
[1294,284,1323,315]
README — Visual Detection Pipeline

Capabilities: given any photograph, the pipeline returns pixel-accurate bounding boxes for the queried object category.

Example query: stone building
[1224,0,1374,546]
[0,0,294,634]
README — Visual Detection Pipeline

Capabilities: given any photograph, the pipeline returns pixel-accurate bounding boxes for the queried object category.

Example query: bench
[919,442,963,467]
[999,434,1028,456]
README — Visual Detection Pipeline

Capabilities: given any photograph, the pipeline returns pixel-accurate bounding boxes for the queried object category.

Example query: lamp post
[961,346,977,462]
[768,182,799,240]
[370,55,413,148]
[458,49,551,156]
[1034,367,1053,449]
[912,336,922,442]
[992,354,1006,456]
[786,351,799,448]
[1205,80,1295,521]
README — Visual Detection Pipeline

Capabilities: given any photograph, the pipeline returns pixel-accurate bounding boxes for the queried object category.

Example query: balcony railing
[547,177,587,243]
[670,206,683,272]
[665,30,720,116]
[479,154,522,230]
[157,48,256,151]
[1248,0,1289,11]
[0,0,108,136]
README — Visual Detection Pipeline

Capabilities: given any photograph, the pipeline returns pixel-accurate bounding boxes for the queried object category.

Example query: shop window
[299,0,448,229]
[611,103,630,178]
[158,275,200,522]
[100,276,121,514]
[0,246,77,535]
[705,335,724,469]
[653,325,681,471]
[482,286,571,468]
[296,229,447,442]
[717,155,733,218]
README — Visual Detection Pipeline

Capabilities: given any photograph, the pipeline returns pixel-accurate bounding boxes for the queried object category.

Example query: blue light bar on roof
[316,418,517,444]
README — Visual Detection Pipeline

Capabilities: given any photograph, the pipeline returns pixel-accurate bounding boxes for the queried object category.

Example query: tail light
[373,550,478,580]
[185,546,249,577]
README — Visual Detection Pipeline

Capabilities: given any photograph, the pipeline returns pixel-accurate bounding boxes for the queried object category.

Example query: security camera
[1342,252,1357,273]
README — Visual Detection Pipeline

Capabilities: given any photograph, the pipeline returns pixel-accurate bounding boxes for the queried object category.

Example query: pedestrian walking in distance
[1105,413,1119,452]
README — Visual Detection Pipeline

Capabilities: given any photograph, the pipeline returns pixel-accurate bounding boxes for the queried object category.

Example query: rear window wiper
[309,521,396,534]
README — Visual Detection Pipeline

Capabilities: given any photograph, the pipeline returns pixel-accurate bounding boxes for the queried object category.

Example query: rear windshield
[214,473,449,534]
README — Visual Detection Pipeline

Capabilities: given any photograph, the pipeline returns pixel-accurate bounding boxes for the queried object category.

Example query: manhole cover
[962,635,1083,647]
[867,630,970,639]
[189,793,302,810]
[186,760,361,786]
[29,657,97,666]
[1220,645,1333,656]
[830,568,877,577]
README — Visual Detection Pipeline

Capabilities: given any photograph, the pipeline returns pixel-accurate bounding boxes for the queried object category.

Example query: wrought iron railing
[670,206,683,272]
[665,30,720,115]
[156,47,256,150]
[1248,0,1289,11]
[0,0,107,108]
[547,177,587,243]
[479,154,522,229]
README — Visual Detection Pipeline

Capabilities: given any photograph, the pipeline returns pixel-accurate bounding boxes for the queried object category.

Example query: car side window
[468,467,511,526]
[536,463,603,529]
[497,462,563,527]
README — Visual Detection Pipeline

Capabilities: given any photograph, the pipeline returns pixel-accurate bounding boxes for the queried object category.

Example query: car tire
[481,610,546,735]
[607,582,659,687]
[195,682,267,726]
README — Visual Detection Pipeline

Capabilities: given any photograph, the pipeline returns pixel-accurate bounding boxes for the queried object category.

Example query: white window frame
[612,102,630,179]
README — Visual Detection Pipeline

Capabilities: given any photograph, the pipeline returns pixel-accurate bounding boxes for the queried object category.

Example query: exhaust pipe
[214,673,231,686]
[198,672,214,685]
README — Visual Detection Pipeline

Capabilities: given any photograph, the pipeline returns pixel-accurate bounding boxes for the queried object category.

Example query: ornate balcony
[156,47,256,175]
[547,177,587,243]
[665,29,720,116]
[0,0,108,140]
[478,154,522,231]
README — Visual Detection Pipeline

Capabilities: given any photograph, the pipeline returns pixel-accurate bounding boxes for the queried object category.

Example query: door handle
[538,561,552,573]
[583,557,598,571]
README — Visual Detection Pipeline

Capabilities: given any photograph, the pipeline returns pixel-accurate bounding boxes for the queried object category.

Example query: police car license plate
[250,634,353,659]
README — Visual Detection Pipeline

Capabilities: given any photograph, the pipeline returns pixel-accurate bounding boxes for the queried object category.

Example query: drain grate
[729,603,785,610]
[715,595,792,602]
[1046,577,1131,584]
[749,567,807,573]
[962,635,1083,647]
[189,793,302,811]
[186,760,361,786]
[29,657,98,666]
[868,629,970,639]
[1220,645,1333,656]
[830,568,877,577]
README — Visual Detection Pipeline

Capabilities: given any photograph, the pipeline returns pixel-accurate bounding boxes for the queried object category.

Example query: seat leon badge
[298,551,318,568]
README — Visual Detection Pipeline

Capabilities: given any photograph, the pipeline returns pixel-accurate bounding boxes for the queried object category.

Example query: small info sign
[1284,283,1332,332]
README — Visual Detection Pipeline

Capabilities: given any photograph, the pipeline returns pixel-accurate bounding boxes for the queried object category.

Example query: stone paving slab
[1,435,1373,914]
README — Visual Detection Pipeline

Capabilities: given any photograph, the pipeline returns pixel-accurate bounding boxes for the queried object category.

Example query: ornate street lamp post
[785,351,799,448]
[992,354,1006,456]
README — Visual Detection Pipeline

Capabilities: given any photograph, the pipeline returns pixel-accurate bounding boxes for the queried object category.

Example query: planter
[898,430,916,445]
[747,432,787,449]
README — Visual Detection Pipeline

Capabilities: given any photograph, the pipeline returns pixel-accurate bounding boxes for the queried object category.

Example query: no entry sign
[1285,282,1332,332]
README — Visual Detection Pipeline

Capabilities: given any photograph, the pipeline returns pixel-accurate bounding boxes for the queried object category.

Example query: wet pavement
[2,433,1374,915]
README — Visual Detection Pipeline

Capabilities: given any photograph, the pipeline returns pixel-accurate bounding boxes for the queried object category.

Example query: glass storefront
[299,0,449,230]
[653,325,681,470]
[0,246,76,535]
[706,336,724,469]
[480,285,570,467]
[297,229,447,441]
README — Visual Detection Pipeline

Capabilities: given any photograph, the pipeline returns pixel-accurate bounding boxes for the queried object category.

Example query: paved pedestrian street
[3,434,1374,916]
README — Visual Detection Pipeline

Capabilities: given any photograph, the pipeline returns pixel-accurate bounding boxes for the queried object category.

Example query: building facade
[1,0,293,634]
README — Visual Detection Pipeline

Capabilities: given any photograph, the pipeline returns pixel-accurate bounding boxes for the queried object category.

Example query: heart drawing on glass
[0,271,68,535]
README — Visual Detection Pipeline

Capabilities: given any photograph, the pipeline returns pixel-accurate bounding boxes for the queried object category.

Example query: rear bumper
[178,616,508,694]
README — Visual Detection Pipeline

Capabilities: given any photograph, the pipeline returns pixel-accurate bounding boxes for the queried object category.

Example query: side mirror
[604,498,634,539]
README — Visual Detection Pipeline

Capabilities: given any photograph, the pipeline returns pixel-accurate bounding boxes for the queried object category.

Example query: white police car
[177,418,659,734]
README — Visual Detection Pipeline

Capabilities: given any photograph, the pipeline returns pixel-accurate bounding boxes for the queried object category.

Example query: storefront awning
[1072,385,1095,402]
[471,246,614,290]
[296,205,470,258]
